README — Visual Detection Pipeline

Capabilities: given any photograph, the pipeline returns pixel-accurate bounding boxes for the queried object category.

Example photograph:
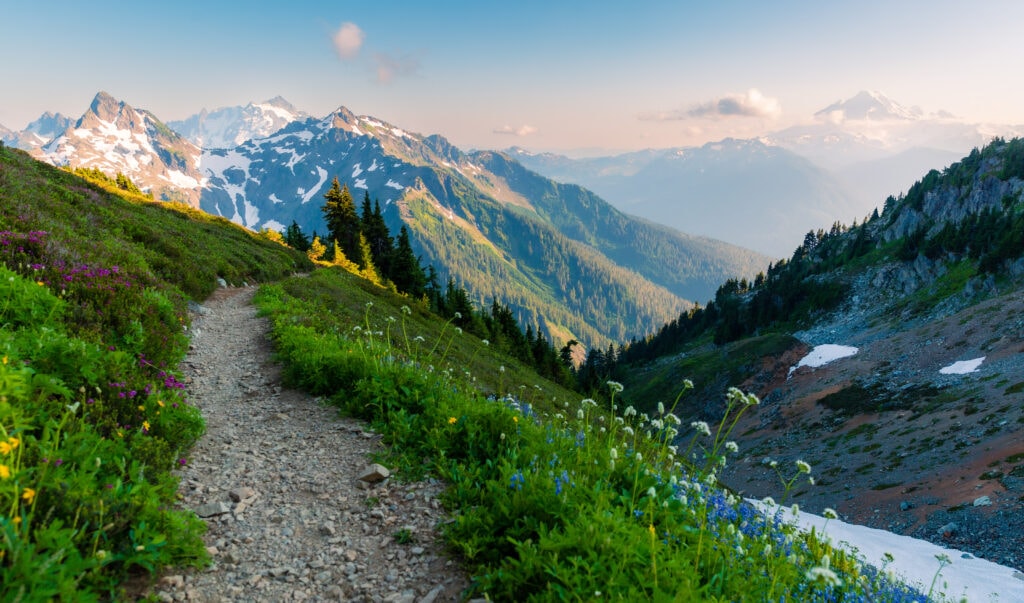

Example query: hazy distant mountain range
[513,90,1022,256]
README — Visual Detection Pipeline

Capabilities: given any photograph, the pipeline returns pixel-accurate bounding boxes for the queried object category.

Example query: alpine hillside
[606,137,1024,571]
[198,105,769,347]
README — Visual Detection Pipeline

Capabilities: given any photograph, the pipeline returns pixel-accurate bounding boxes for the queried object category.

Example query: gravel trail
[154,286,470,602]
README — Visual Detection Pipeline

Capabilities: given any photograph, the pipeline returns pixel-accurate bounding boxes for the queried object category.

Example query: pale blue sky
[4,0,1023,153]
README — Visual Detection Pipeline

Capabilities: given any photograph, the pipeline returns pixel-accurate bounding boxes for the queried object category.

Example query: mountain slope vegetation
[0,145,309,598]
[1,144,943,601]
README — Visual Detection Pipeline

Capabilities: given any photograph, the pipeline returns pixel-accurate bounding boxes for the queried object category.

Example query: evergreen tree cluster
[281,177,428,299]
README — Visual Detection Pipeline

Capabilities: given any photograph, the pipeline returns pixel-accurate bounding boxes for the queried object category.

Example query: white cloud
[373,52,419,84]
[332,22,364,61]
[641,89,782,121]
[493,124,537,137]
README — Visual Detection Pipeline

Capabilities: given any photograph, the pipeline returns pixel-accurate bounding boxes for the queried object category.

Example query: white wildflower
[606,380,623,393]
[725,441,739,454]
[805,566,842,588]
[691,421,711,437]
[823,508,838,520]
[795,460,812,474]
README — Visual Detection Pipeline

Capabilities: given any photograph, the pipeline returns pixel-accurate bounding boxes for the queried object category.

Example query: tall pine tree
[390,225,427,297]
[361,194,393,279]
[321,177,361,263]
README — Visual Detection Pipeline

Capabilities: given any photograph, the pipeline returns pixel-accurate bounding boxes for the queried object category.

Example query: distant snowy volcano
[814,90,923,122]
[168,97,307,149]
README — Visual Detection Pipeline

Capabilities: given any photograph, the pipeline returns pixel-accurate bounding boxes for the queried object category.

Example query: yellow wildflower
[22,488,36,503]
[0,464,10,479]
[1,356,7,364]
[36,281,44,286]
[157,400,165,408]
[512,416,519,424]
[0,442,10,455]
[138,405,145,412]
[448,417,457,425]
[142,421,151,432]
[12,517,20,525]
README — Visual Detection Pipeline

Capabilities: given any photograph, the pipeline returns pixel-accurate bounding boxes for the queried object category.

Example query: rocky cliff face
[38,92,204,206]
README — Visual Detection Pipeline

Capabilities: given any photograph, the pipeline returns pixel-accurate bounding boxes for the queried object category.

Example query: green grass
[0,146,310,600]
[254,269,937,602]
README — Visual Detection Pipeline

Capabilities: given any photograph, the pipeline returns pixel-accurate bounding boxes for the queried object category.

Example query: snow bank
[750,500,1024,602]
[789,344,858,377]
[939,357,985,375]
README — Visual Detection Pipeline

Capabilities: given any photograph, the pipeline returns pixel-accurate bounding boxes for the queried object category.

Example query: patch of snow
[351,125,364,136]
[362,118,385,129]
[243,197,260,226]
[352,163,363,179]
[354,178,367,189]
[939,357,985,375]
[790,344,858,377]
[368,158,378,172]
[391,127,408,138]
[262,219,286,232]
[163,170,200,188]
[300,166,329,204]
[750,499,1024,602]
[385,179,404,190]
[269,193,283,204]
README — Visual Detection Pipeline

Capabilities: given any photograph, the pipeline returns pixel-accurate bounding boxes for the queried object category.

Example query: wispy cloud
[493,124,538,137]
[373,52,420,84]
[641,89,782,121]
[332,22,364,60]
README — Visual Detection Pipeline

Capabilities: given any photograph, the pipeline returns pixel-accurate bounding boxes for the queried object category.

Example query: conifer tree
[390,225,426,297]
[284,220,311,252]
[362,197,393,279]
[321,177,360,261]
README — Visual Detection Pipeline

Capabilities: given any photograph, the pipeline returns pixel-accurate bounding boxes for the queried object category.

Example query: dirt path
[153,287,470,602]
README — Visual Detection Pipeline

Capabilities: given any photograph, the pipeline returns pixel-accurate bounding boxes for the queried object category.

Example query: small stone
[205,546,219,556]
[320,521,336,536]
[358,463,391,483]
[217,277,228,288]
[938,522,958,538]
[344,549,359,562]
[899,501,913,511]
[973,495,992,507]
[195,502,231,517]
[160,575,185,589]
[419,586,445,603]
[411,546,425,556]
[229,487,256,502]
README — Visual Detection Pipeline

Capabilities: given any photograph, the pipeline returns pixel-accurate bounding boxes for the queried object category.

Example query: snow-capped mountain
[168,97,307,149]
[0,112,74,150]
[38,92,204,205]
[35,90,766,347]
[814,89,923,122]
[198,105,768,327]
